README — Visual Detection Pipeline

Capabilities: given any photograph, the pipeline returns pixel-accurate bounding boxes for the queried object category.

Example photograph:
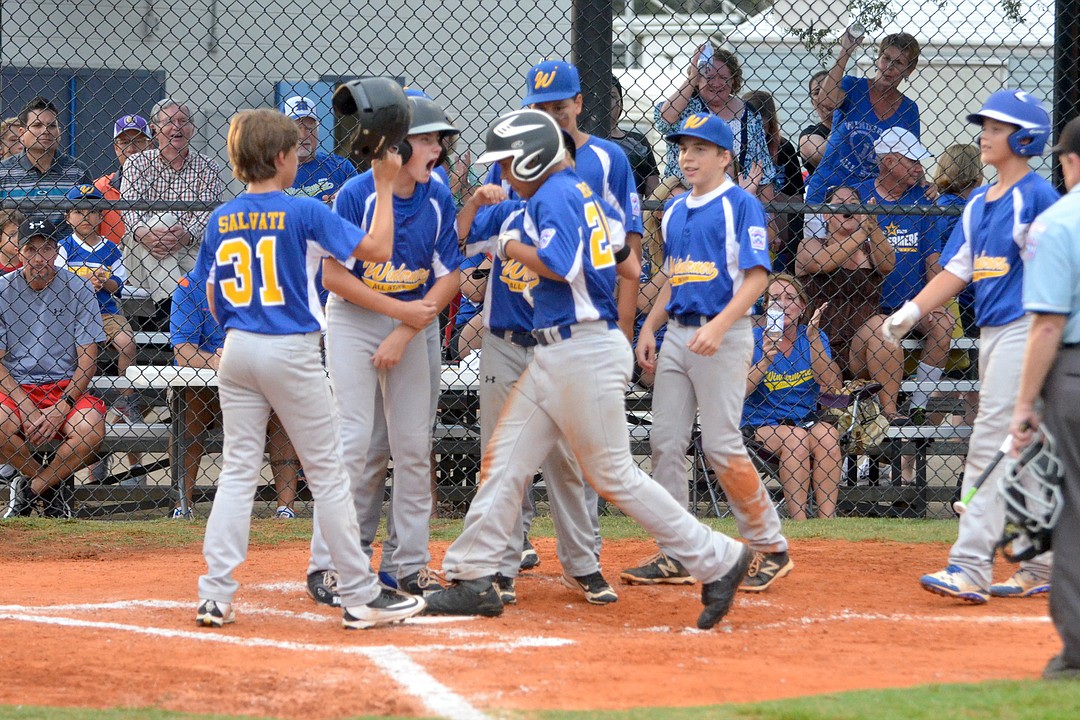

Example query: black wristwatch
[60,393,77,408]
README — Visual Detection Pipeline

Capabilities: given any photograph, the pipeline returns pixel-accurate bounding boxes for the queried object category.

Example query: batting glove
[881,300,923,348]
[494,229,521,261]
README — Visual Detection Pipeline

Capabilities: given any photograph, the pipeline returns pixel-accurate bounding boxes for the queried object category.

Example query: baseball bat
[952,435,1013,515]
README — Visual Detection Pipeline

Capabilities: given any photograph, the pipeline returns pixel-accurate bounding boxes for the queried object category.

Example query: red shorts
[0,381,106,439]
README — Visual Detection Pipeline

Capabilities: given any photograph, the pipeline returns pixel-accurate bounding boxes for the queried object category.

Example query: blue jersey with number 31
[191,191,368,334]
[526,168,626,329]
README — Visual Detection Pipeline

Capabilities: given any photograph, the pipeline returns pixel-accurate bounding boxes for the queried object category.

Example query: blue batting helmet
[966,89,1052,157]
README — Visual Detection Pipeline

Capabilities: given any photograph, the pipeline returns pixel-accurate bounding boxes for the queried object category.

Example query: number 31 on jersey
[216,236,285,307]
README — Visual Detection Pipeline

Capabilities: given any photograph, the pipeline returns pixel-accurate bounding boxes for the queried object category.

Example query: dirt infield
[0,535,1059,719]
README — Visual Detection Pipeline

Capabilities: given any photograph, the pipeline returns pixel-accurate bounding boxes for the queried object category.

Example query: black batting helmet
[399,97,458,165]
[477,109,565,183]
[333,77,411,164]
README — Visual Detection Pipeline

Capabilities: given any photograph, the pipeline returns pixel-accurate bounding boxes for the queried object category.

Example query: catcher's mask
[997,426,1064,562]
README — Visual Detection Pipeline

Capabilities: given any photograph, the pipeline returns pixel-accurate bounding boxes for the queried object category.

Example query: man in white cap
[853,126,954,427]
[281,96,357,202]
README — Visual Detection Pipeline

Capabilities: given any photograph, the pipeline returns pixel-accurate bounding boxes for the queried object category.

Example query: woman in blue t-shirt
[805,29,922,203]
[744,274,844,519]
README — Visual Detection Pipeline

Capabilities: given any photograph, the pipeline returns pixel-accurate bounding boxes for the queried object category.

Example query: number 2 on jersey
[216,236,285,307]
[584,201,615,269]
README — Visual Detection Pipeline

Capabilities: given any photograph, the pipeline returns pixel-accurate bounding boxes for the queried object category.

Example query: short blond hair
[227,109,299,183]
[934,144,983,195]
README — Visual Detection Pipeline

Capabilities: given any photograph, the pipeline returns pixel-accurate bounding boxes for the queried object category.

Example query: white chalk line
[739,609,1051,633]
[0,601,574,720]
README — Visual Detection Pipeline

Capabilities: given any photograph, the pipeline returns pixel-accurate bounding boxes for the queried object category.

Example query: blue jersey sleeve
[307,198,367,263]
[332,175,368,226]
[190,228,215,284]
[533,193,582,281]
[608,149,644,236]
[432,191,464,278]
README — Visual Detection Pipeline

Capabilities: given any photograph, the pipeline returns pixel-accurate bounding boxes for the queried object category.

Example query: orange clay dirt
[0,534,1058,719]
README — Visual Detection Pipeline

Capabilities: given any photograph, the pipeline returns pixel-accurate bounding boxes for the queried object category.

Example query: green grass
[2,680,1078,719]
[0,515,959,554]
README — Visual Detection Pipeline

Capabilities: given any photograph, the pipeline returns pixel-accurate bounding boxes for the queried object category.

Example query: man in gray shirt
[0,217,106,518]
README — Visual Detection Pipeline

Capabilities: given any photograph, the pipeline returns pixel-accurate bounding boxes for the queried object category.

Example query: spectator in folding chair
[168,273,302,520]
[1,217,106,519]
[743,273,843,519]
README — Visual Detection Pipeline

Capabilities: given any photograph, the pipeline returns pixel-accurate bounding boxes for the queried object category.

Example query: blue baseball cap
[665,113,734,152]
[403,86,431,99]
[66,184,105,201]
[521,60,581,107]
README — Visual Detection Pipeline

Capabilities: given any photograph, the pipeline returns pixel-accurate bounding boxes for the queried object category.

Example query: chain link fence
[0,0,1068,521]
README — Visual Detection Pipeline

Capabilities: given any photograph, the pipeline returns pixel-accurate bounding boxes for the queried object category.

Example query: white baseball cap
[874,127,932,161]
[282,96,318,121]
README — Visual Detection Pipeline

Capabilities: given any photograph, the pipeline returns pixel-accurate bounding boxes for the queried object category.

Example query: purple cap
[113,115,152,139]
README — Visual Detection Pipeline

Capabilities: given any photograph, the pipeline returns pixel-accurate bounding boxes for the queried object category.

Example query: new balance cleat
[424,577,504,617]
[520,536,540,571]
[196,599,235,627]
[698,545,753,630]
[990,568,1050,598]
[493,573,517,605]
[399,567,445,596]
[920,565,989,604]
[274,506,296,519]
[560,571,618,605]
[342,588,425,629]
[619,552,695,585]
[739,551,794,592]
[306,569,341,606]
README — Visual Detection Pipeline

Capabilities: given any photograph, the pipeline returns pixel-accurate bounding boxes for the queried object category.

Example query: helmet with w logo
[477,109,565,183]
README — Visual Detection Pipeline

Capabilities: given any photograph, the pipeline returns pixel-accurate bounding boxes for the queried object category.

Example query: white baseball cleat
[342,588,426,629]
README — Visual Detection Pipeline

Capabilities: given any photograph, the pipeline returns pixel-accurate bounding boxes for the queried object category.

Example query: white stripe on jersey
[943,199,977,282]
[1010,185,1028,250]
[590,145,626,226]
[429,197,452,278]
[722,195,746,311]
[565,238,600,322]
[304,240,330,331]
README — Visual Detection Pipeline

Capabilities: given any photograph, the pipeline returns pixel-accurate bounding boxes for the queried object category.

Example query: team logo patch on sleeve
[538,227,556,249]
[749,226,767,251]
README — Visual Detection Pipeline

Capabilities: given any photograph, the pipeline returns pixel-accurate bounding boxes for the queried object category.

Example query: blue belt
[673,313,712,327]
[490,328,537,348]
[532,320,618,346]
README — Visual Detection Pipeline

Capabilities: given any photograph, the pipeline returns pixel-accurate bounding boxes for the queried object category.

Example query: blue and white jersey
[941,172,1060,328]
[287,151,357,199]
[853,180,940,312]
[465,200,536,333]
[485,135,643,236]
[743,325,832,427]
[191,191,367,334]
[334,170,462,302]
[1023,185,1080,343]
[170,274,225,354]
[454,254,486,328]
[56,233,126,315]
[525,168,626,329]
[661,179,771,318]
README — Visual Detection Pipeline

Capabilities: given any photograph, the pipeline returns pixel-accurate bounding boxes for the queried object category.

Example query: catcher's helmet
[997,426,1065,562]
[399,97,459,165]
[476,109,565,183]
[333,77,411,164]
[966,89,1052,157]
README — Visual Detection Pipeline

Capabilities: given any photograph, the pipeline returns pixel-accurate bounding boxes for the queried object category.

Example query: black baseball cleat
[40,480,74,519]
[739,550,794,593]
[196,599,235,628]
[493,573,517,605]
[424,577,504,617]
[520,536,540,571]
[560,571,619,604]
[306,569,341,607]
[342,588,425,629]
[2,474,35,519]
[399,567,445,596]
[697,545,753,630]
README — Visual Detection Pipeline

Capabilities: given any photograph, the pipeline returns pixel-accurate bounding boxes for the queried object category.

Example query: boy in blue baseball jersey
[883,90,1060,603]
[425,110,753,630]
[58,184,143,478]
[306,96,463,598]
[191,107,424,629]
[626,113,793,592]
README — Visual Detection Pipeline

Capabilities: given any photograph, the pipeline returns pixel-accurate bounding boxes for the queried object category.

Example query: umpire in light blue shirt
[1009,115,1080,680]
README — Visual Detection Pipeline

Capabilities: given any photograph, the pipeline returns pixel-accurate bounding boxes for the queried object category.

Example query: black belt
[533,320,618,346]
[673,313,712,327]
[490,328,537,348]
